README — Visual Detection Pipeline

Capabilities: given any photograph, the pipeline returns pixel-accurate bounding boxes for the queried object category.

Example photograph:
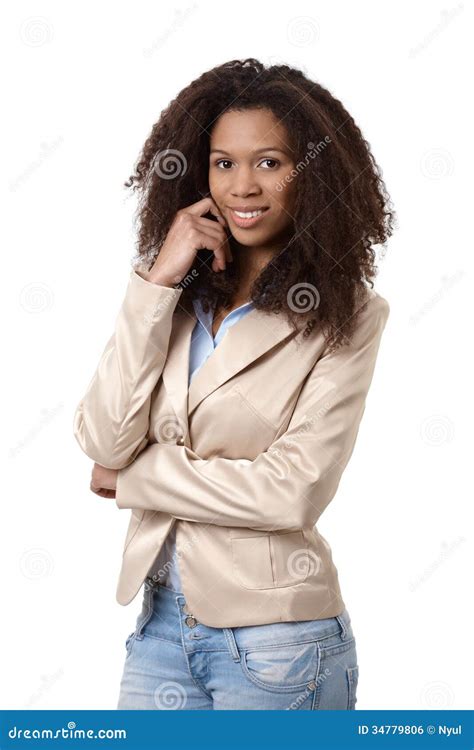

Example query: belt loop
[223,628,241,662]
[136,580,155,639]
[335,613,348,640]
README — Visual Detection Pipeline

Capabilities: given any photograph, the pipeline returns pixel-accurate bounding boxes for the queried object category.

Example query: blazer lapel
[160,300,196,447]
[161,298,301,445]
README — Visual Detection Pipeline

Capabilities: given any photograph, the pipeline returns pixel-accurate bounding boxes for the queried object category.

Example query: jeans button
[185,616,198,628]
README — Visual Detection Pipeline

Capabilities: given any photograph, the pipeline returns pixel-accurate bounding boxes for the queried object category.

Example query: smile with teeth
[228,207,270,227]
[233,209,266,218]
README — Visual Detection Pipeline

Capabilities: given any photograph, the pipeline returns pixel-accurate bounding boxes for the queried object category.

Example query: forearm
[115,294,389,529]
[115,409,358,533]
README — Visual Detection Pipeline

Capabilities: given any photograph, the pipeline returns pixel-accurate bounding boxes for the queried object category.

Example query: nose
[230,166,261,197]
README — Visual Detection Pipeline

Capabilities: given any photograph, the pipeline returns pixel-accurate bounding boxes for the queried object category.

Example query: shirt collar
[192,297,254,342]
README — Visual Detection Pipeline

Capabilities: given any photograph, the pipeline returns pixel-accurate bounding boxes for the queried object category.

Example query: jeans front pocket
[240,640,319,694]
[311,637,359,710]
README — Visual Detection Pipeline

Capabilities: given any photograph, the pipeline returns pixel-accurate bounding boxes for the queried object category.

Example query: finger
[222,234,233,263]
[186,197,227,227]
[90,484,116,499]
[190,224,228,269]
[195,232,228,271]
[194,222,232,263]
[213,234,232,265]
[194,217,233,262]
[194,222,233,267]
[194,216,227,239]
[214,232,232,266]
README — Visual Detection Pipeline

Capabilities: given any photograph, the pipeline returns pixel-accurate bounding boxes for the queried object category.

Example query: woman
[73,58,394,710]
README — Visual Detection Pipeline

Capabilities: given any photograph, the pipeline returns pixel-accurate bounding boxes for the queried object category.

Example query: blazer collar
[160,297,301,445]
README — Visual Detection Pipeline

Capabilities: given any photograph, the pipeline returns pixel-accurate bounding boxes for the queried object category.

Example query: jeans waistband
[142,578,351,663]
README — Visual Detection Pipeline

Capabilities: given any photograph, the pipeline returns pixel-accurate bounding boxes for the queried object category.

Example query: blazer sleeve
[115,294,390,531]
[73,268,183,469]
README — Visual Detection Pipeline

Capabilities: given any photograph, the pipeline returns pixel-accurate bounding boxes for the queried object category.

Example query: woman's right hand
[145,197,233,287]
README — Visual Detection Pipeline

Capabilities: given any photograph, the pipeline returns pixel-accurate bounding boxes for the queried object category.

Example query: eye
[212,158,280,170]
[258,158,279,169]
[214,159,233,169]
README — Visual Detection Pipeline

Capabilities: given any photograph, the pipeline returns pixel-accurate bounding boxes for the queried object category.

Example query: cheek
[208,170,227,199]
[267,171,297,206]
[270,185,297,219]
[276,178,298,217]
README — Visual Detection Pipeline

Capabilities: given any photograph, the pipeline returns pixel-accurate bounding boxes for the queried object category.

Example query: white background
[1,0,471,710]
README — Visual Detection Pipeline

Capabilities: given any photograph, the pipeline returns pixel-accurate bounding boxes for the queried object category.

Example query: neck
[230,234,289,300]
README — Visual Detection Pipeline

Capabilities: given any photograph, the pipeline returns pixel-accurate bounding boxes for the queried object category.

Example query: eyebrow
[210,147,288,155]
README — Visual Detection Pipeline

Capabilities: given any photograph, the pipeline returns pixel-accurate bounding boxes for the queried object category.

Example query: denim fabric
[117,581,359,710]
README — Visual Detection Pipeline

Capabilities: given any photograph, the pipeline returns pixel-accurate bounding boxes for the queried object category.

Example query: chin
[234,226,275,239]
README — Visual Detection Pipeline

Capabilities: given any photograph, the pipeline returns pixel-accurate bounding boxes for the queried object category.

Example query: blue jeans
[117,579,359,710]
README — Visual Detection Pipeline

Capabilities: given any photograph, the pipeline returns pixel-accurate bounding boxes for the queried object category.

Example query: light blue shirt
[147,295,255,591]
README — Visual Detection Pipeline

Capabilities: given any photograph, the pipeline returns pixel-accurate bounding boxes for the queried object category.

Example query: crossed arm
[74,270,389,533]
[114,295,390,532]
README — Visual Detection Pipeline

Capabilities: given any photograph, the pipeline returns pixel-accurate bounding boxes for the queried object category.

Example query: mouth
[227,206,270,229]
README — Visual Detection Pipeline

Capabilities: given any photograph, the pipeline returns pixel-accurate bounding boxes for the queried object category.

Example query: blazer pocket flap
[231,531,311,590]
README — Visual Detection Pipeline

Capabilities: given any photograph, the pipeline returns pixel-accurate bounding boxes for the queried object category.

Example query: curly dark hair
[124,58,395,351]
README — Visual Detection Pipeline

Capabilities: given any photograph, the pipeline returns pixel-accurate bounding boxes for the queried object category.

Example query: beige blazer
[73,267,390,628]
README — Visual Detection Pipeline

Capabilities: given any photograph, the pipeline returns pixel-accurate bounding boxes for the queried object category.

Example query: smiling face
[208,108,298,251]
